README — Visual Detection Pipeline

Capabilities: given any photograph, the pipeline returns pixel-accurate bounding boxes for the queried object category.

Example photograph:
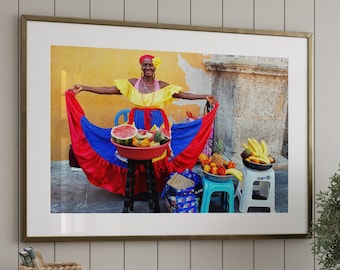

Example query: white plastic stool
[236,167,275,213]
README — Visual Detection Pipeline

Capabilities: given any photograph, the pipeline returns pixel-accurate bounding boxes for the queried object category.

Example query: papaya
[241,148,252,159]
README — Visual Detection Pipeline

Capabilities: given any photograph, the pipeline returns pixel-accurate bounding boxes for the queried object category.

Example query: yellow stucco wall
[51,46,209,160]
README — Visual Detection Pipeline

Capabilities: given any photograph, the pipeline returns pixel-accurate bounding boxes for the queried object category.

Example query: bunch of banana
[242,138,272,164]
[225,168,243,181]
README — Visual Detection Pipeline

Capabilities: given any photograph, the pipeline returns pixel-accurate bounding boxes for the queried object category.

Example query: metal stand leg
[123,159,160,213]
[145,160,160,213]
[123,160,135,213]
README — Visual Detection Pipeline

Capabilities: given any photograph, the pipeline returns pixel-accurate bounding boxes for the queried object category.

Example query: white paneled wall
[222,0,253,29]
[158,0,191,25]
[1,0,19,269]
[2,0,340,269]
[254,0,285,30]
[90,0,125,21]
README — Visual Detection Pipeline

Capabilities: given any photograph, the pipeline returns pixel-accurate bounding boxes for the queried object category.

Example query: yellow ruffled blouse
[115,79,182,109]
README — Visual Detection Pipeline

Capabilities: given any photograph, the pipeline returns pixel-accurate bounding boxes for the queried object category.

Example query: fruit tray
[201,170,234,182]
[242,158,273,171]
[111,139,170,160]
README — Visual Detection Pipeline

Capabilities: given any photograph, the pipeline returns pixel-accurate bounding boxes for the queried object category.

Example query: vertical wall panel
[254,240,284,270]
[158,241,191,270]
[1,1,18,269]
[90,0,124,21]
[125,0,158,23]
[125,241,158,270]
[90,242,124,270]
[284,1,315,270]
[223,0,254,29]
[18,0,57,267]
[285,239,314,270]
[191,240,223,270]
[223,240,254,270]
[55,242,90,270]
[47,1,92,267]
[19,0,55,16]
[86,3,126,270]
[55,0,90,18]
[191,0,223,27]
[315,1,340,267]
[254,0,284,30]
[222,2,255,270]
[315,0,340,191]
[158,0,190,25]
[252,2,285,270]
[285,0,314,32]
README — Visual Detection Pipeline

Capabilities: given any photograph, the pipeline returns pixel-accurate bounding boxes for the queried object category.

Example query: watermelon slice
[111,124,138,146]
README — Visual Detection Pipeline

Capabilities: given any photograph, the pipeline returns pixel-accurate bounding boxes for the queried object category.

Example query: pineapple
[211,138,224,167]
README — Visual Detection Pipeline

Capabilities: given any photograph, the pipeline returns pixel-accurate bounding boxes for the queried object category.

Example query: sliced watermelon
[111,124,138,145]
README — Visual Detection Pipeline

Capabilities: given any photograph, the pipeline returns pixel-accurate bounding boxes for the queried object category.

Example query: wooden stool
[123,159,160,213]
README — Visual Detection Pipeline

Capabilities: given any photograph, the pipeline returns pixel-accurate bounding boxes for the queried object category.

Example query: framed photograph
[20,15,313,241]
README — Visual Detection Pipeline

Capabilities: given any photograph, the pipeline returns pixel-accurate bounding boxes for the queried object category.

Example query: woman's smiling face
[141,58,155,77]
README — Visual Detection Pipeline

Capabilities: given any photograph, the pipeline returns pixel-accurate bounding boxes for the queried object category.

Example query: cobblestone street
[51,160,288,214]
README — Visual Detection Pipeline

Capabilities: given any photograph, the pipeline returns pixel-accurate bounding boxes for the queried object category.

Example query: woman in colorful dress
[65,54,218,196]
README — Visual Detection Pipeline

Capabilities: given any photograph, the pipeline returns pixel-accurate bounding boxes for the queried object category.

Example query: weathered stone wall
[204,55,288,161]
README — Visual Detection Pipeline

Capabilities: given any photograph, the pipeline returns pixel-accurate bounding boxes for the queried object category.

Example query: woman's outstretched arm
[73,84,122,95]
[173,92,216,104]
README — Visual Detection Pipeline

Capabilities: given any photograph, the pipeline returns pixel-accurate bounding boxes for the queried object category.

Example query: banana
[225,168,243,181]
[248,138,262,154]
[247,138,258,154]
[252,152,270,162]
[242,142,250,150]
[252,138,263,155]
[260,139,268,157]
[248,155,270,164]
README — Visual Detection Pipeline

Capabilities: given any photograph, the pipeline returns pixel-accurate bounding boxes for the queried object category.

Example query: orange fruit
[199,152,209,162]
[201,159,210,166]
[203,164,211,172]
[209,161,217,168]
[210,166,218,175]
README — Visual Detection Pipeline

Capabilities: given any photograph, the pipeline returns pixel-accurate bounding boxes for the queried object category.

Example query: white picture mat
[24,18,311,238]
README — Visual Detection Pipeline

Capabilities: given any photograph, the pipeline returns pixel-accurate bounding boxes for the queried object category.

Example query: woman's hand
[72,84,83,94]
[206,95,217,104]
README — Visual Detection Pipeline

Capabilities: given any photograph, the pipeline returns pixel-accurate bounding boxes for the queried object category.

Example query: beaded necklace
[141,91,155,107]
[139,78,156,107]
[140,78,155,93]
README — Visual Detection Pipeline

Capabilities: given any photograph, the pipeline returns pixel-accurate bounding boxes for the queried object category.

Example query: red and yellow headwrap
[139,54,161,68]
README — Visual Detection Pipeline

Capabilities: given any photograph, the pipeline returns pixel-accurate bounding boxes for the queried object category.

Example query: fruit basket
[111,139,170,160]
[242,157,274,171]
[201,169,234,182]
[240,138,275,171]
[20,263,83,270]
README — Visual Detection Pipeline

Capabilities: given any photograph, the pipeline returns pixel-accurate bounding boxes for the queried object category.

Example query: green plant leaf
[311,166,340,270]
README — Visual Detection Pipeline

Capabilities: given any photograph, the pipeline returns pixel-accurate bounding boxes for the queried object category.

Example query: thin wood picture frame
[20,14,313,241]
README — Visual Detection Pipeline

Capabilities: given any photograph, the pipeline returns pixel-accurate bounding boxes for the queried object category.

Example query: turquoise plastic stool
[114,109,131,126]
[200,176,235,213]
